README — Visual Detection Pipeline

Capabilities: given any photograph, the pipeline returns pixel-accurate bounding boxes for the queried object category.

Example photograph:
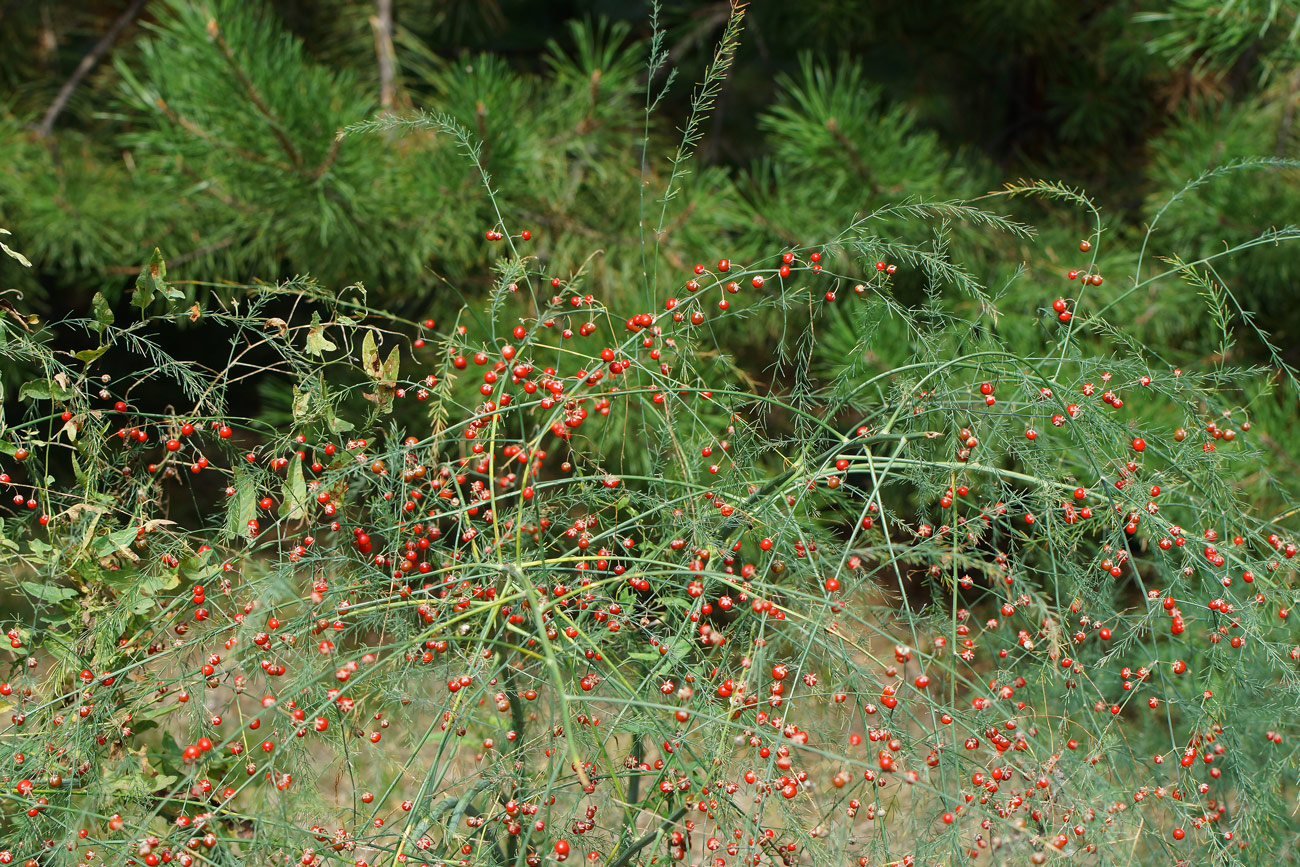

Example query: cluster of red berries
[0,220,1288,867]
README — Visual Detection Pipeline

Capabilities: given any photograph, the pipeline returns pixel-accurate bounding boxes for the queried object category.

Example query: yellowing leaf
[0,228,31,267]
[305,312,337,356]
[133,248,168,310]
[362,330,383,380]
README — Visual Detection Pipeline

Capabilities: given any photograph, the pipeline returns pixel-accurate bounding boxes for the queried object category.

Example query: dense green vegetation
[3,3,1300,866]
[3,1,1299,322]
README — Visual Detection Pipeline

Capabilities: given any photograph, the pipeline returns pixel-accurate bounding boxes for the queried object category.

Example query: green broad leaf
[19,580,78,603]
[224,466,257,542]
[305,312,337,356]
[94,525,139,557]
[133,248,169,311]
[151,772,180,793]
[151,738,187,783]
[91,292,115,332]
[134,569,181,612]
[99,769,141,795]
[103,746,176,796]
[280,458,308,522]
[20,379,72,401]
[75,345,109,363]
[178,547,217,581]
[0,519,19,551]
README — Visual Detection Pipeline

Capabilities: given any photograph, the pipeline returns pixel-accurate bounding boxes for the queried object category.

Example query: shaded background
[2,0,1299,409]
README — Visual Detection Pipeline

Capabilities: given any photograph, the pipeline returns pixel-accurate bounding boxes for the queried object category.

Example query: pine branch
[206,16,303,167]
[153,99,295,172]
[36,0,149,138]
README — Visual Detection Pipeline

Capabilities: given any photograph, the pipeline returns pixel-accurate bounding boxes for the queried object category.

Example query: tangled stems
[1,179,1299,867]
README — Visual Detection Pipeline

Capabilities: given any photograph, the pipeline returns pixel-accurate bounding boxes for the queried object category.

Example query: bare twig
[36,0,149,138]
[371,0,397,111]
[154,98,296,173]
[170,235,239,268]
[206,17,303,167]
[313,131,344,181]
